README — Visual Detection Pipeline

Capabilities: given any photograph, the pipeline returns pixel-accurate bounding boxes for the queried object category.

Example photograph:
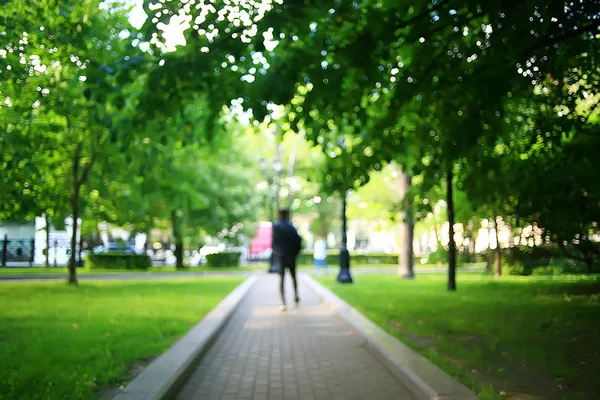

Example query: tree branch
[394,0,455,31]
[77,149,98,188]
[72,141,83,184]
[522,20,600,60]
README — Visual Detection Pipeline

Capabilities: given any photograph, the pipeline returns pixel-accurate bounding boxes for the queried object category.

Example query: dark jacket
[272,220,302,265]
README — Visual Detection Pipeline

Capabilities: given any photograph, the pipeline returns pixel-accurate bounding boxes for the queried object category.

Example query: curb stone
[112,275,257,400]
[301,273,479,400]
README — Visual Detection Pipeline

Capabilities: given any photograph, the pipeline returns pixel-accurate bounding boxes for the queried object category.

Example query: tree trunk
[67,139,82,285]
[446,166,457,291]
[68,185,80,285]
[585,256,593,274]
[531,225,537,247]
[493,215,502,278]
[97,222,102,243]
[431,216,443,251]
[144,227,152,252]
[320,211,328,238]
[175,242,184,269]
[507,224,514,248]
[467,220,476,261]
[172,210,184,269]
[45,214,50,268]
[398,170,414,279]
[470,226,478,255]
[67,140,96,284]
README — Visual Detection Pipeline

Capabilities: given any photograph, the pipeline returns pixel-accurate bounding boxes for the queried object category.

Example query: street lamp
[260,137,283,273]
[337,136,353,284]
[337,189,353,283]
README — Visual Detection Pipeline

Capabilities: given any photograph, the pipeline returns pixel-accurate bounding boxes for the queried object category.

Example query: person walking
[272,209,302,311]
[313,236,328,273]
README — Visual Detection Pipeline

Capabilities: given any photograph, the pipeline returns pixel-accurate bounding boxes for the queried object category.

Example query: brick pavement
[177,274,416,400]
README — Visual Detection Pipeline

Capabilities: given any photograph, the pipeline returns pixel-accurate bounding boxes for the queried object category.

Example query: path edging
[113,275,257,400]
[301,273,479,400]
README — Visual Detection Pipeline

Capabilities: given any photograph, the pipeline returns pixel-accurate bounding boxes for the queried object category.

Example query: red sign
[249,222,272,255]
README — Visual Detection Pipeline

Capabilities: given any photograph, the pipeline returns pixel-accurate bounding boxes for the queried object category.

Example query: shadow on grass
[318,274,600,400]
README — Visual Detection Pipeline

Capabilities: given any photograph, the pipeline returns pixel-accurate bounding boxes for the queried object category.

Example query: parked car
[92,243,143,255]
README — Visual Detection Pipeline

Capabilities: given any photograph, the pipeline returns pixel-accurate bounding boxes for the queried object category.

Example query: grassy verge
[298,262,486,269]
[0,277,244,399]
[0,265,264,275]
[315,273,600,400]
[0,262,486,275]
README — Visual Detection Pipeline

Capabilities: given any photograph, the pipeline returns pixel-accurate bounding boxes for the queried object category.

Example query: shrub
[531,266,560,276]
[424,248,447,265]
[475,249,495,265]
[297,251,397,266]
[206,252,241,267]
[506,247,551,269]
[505,263,526,276]
[457,250,476,264]
[548,258,589,274]
[353,254,399,264]
[415,248,476,266]
[86,253,151,270]
[497,255,590,276]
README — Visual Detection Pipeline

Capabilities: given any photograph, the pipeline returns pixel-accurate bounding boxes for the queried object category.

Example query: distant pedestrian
[272,209,302,311]
[313,236,328,272]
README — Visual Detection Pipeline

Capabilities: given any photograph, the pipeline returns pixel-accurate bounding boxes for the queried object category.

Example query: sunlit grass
[316,273,600,400]
[0,262,485,276]
[0,265,264,275]
[299,262,486,269]
[0,277,244,399]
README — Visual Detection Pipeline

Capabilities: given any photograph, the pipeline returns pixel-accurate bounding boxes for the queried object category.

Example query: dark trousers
[277,258,298,304]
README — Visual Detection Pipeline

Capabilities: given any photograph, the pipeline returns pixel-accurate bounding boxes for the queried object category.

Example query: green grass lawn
[0,262,483,276]
[298,262,486,269]
[0,277,244,399]
[0,265,264,275]
[316,273,600,400]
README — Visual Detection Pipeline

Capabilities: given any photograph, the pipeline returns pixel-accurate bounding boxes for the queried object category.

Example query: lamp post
[337,136,353,283]
[260,139,282,273]
[337,189,353,283]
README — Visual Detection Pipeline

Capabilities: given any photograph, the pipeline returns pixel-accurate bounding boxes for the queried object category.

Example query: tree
[345,163,415,277]
[239,0,600,288]
[97,100,260,268]
[1,0,145,283]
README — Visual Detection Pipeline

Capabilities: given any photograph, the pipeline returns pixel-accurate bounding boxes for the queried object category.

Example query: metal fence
[48,238,82,267]
[0,236,87,267]
[0,237,226,267]
[1,236,35,266]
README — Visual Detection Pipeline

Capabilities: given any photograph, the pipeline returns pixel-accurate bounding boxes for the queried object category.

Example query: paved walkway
[177,274,415,400]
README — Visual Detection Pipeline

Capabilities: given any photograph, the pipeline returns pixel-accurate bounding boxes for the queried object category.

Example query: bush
[206,252,241,267]
[531,266,560,276]
[548,258,588,274]
[416,248,476,266]
[297,251,397,266]
[297,252,333,265]
[86,253,151,270]
[457,250,476,264]
[352,254,399,264]
[421,248,446,265]
[492,252,591,276]
[505,263,526,276]
[475,249,495,265]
